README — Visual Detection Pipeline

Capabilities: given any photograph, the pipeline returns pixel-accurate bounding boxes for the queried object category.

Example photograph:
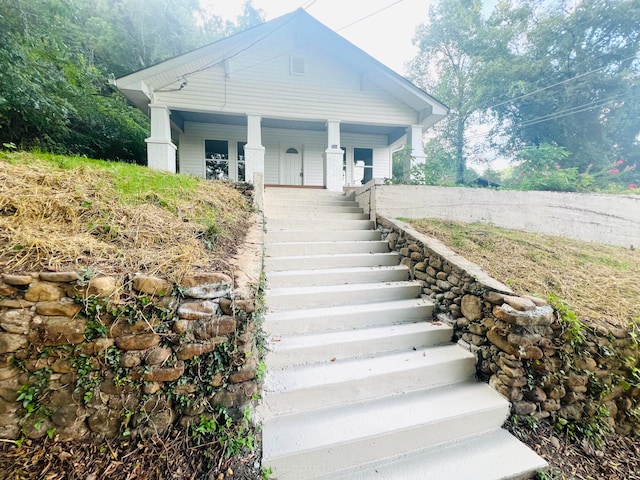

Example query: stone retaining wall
[378,216,640,436]
[0,270,262,441]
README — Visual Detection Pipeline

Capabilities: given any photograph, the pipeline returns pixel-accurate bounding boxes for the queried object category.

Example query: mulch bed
[506,419,640,479]
[0,429,262,480]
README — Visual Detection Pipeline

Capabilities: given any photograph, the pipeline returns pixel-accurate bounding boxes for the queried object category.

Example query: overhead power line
[464,89,640,142]
[482,54,638,111]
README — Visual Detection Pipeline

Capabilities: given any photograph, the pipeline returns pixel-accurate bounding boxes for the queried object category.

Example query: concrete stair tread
[264,297,434,334]
[266,240,387,248]
[323,429,549,480]
[266,265,409,287]
[262,381,509,460]
[263,344,473,394]
[266,281,421,311]
[266,322,452,367]
[266,212,369,220]
[265,230,381,242]
[269,322,450,350]
[267,206,364,213]
[265,240,389,257]
[268,280,420,297]
[266,219,373,231]
[265,252,400,271]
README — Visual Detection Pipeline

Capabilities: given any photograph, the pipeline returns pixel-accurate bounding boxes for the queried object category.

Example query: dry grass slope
[409,218,640,328]
[0,152,251,283]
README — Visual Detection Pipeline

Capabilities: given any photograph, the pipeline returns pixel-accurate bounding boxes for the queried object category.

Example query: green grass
[1,150,202,205]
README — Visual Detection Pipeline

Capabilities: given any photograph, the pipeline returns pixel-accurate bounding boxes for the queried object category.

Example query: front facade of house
[115,9,448,190]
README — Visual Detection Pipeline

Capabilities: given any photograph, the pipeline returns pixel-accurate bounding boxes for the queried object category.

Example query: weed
[548,293,586,347]
[16,367,51,417]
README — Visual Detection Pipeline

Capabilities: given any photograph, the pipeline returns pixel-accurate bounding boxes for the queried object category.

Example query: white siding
[264,146,279,184]
[179,135,204,177]
[373,147,392,179]
[155,32,418,126]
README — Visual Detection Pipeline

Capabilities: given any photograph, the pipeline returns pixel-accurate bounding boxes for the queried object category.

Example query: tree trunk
[455,117,465,184]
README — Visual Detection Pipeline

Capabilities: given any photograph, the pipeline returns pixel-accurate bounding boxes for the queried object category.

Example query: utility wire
[481,54,638,111]
[154,0,405,91]
[464,90,640,141]
[227,0,406,76]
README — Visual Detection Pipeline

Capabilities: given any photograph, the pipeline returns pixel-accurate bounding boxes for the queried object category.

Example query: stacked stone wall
[0,270,261,442]
[378,216,640,436]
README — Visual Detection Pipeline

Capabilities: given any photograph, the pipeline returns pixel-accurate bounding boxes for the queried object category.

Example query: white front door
[281,146,302,185]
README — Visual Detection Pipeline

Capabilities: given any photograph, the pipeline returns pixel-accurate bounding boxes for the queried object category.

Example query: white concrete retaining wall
[355,181,640,248]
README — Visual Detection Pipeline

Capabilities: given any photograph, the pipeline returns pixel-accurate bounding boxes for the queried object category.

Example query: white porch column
[325,120,343,192]
[244,114,265,185]
[145,104,177,173]
[407,124,426,180]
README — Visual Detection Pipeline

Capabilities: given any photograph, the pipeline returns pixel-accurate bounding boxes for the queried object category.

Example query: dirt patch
[408,218,640,328]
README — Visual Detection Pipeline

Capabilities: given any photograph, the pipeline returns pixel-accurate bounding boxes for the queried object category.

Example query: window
[205,140,228,180]
[237,142,246,182]
[354,148,373,184]
[285,147,299,154]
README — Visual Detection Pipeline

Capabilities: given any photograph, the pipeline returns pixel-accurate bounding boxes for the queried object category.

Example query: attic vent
[290,56,305,75]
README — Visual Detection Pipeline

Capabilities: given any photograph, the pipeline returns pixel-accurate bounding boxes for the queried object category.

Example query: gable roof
[114,9,448,127]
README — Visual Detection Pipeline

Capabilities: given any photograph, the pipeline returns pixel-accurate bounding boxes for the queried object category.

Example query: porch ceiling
[173,110,408,145]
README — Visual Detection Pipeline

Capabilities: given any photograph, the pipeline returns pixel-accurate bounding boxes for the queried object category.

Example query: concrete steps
[265,229,381,243]
[264,298,435,335]
[261,344,475,415]
[265,240,389,256]
[265,252,399,271]
[260,187,547,479]
[265,322,454,368]
[324,429,549,480]
[266,281,422,311]
[262,383,511,479]
[266,265,410,287]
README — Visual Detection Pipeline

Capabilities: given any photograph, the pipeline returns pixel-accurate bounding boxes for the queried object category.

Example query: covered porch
[148,106,428,191]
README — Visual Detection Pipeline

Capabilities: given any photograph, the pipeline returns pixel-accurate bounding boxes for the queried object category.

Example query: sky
[199,0,431,75]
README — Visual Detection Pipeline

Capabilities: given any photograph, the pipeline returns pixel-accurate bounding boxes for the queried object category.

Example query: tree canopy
[408,0,640,191]
[0,0,264,163]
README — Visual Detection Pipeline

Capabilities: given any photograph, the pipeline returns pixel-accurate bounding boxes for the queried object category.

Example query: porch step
[265,252,399,271]
[266,265,409,288]
[266,240,388,257]
[266,281,421,311]
[263,298,435,335]
[266,218,373,231]
[265,229,381,243]
[265,321,453,368]
[323,429,549,480]
[261,382,511,479]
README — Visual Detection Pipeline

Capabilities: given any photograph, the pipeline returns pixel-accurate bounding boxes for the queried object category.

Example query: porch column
[146,104,177,173]
[407,124,426,180]
[244,114,265,185]
[325,120,343,192]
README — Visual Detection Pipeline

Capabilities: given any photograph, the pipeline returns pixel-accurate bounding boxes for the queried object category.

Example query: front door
[281,146,302,185]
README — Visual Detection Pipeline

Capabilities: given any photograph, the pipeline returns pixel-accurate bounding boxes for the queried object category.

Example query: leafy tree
[409,0,525,184]
[0,0,264,162]
[488,0,640,182]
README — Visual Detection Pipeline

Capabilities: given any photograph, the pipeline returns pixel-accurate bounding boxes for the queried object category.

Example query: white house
[114,9,448,191]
